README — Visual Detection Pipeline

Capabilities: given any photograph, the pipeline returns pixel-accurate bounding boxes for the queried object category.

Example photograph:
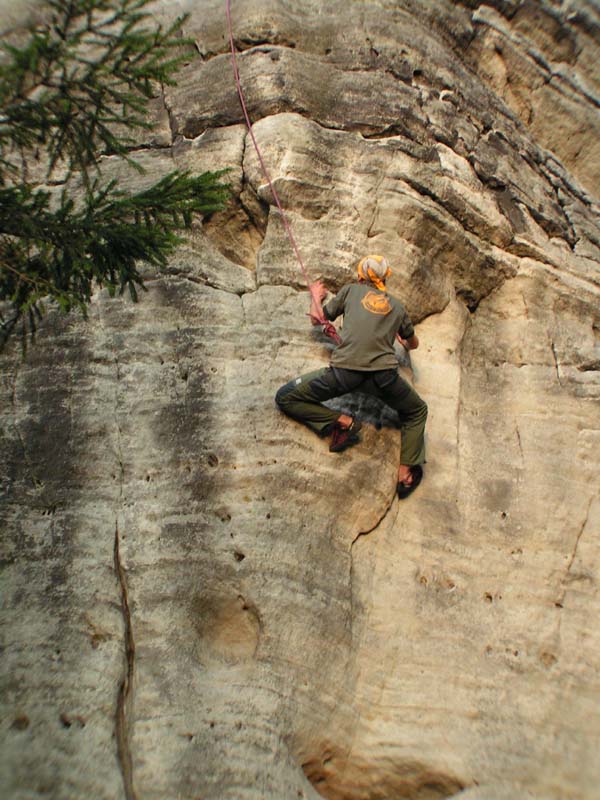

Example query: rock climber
[275,255,428,499]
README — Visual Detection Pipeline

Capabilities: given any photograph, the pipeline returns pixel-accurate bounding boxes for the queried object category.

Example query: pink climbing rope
[225,0,341,344]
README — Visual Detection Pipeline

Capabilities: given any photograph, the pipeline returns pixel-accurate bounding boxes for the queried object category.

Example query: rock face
[1,1,599,799]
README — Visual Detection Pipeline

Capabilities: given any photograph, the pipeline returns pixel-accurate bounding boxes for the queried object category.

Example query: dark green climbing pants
[275,366,427,465]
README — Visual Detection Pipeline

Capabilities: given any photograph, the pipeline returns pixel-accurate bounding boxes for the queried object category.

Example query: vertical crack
[114,520,136,800]
[366,169,387,239]
[554,495,594,650]
[240,292,249,329]
[515,423,524,465]
[238,129,269,244]
[344,477,399,793]
[349,478,398,634]
[106,319,136,800]
[160,85,177,144]
[550,340,563,387]
[562,496,593,584]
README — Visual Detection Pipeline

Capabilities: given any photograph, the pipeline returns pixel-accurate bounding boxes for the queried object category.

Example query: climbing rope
[225,0,341,344]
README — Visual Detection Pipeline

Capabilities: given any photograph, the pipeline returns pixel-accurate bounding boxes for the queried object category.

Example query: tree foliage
[0,0,230,347]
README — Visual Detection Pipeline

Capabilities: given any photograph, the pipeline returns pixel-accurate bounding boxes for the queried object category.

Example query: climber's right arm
[400,334,419,350]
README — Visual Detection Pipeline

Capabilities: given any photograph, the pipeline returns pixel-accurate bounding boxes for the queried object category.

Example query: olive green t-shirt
[323,282,414,371]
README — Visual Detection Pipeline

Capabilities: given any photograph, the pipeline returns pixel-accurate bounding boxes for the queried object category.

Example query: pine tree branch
[0,0,194,180]
[0,168,231,345]
[0,0,232,349]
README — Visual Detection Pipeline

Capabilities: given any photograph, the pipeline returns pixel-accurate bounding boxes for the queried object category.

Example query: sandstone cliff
[1,2,599,799]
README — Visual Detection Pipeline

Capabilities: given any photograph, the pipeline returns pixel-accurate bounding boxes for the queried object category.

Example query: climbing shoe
[329,418,362,453]
[396,465,423,499]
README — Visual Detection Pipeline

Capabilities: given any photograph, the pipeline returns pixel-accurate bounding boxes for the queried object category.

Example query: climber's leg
[275,368,341,435]
[375,370,428,466]
[275,367,364,436]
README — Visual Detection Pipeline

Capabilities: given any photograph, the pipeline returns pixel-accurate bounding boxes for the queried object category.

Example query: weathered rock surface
[1,2,599,799]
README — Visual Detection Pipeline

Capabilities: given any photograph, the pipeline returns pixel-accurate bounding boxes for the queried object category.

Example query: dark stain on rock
[191,591,261,664]
[10,715,30,731]
[2,310,98,667]
[60,712,86,729]
[496,187,527,232]
[302,747,465,799]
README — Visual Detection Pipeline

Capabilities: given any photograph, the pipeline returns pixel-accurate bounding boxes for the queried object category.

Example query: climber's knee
[275,369,331,411]
[275,379,296,409]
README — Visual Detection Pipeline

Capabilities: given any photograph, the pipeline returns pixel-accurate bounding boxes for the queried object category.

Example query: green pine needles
[0,0,230,347]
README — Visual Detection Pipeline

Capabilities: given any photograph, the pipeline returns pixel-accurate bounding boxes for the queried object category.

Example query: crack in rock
[101,314,136,800]
[114,520,136,800]
[550,340,563,387]
[348,455,401,638]
[563,496,594,584]
[554,495,595,632]
[145,269,258,297]
[350,484,397,549]
[160,85,177,144]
